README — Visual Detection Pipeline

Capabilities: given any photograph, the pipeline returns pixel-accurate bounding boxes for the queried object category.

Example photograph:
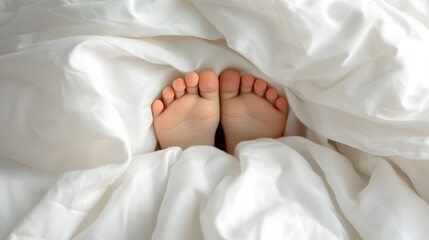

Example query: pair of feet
[151,70,288,154]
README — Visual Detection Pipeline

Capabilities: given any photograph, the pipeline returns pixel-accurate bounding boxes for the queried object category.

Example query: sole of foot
[219,69,288,154]
[152,70,220,149]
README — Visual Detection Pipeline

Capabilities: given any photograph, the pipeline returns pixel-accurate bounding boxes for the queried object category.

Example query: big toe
[198,69,219,101]
[220,69,240,100]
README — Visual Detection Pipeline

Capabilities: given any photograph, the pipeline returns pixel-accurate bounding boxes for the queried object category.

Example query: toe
[173,78,186,98]
[275,97,288,114]
[254,78,268,97]
[240,74,254,93]
[185,72,199,95]
[220,69,240,100]
[266,87,278,104]
[152,99,164,118]
[198,69,219,101]
[162,86,175,106]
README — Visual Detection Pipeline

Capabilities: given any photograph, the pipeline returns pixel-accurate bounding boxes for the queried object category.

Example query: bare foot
[220,70,288,154]
[151,70,220,149]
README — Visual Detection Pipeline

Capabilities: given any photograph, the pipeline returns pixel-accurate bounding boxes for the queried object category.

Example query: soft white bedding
[1,0,429,239]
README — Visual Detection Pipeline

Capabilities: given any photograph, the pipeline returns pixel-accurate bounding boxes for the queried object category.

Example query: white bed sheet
[1,0,429,239]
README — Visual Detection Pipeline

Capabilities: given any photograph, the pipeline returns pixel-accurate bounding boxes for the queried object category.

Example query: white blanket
[1,0,429,239]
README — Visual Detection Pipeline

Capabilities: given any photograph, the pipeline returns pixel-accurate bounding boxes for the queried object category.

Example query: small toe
[162,86,175,106]
[275,97,288,114]
[152,99,164,118]
[220,69,240,100]
[173,78,186,98]
[254,79,268,97]
[266,88,278,104]
[240,74,254,93]
[185,72,199,95]
[198,69,219,101]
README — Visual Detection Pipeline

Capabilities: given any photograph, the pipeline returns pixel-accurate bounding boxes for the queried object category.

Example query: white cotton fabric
[0,0,429,239]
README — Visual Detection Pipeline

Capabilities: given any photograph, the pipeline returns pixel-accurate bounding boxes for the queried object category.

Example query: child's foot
[220,70,288,154]
[151,70,220,149]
